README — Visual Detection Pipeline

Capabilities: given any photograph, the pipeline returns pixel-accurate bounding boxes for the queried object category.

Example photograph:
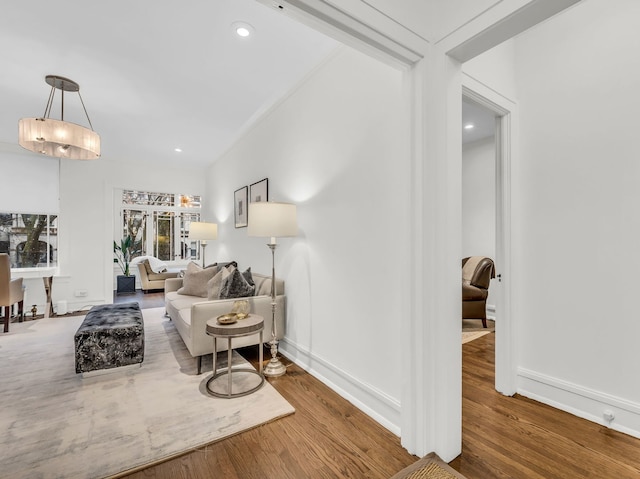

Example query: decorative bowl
[217,313,238,325]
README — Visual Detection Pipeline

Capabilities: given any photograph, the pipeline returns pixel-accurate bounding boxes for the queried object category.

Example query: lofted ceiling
[1,0,497,168]
[0,0,338,168]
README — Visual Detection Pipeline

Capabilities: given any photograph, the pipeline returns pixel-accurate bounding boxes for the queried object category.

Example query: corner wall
[205,46,409,432]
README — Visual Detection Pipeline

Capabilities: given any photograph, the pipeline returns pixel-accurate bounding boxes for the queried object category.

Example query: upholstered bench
[74,302,144,374]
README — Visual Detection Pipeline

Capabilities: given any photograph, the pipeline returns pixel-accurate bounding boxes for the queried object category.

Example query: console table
[11,267,57,317]
[205,314,264,398]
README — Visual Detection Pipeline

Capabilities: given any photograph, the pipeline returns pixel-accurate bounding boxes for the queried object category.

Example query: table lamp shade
[189,222,218,241]
[248,202,297,238]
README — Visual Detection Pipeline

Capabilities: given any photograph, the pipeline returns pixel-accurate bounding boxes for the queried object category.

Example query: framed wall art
[249,178,269,203]
[234,186,248,228]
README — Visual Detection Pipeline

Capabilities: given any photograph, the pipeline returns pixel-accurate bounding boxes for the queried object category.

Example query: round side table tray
[205,314,264,398]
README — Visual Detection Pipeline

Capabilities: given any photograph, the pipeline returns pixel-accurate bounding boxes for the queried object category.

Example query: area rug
[461,318,494,344]
[0,307,295,479]
[462,330,492,344]
[389,453,467,479]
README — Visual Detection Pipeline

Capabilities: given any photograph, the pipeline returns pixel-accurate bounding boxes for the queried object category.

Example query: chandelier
[18,75,100,160]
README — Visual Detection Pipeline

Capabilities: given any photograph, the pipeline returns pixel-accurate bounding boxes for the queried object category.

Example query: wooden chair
[0,253,24,333]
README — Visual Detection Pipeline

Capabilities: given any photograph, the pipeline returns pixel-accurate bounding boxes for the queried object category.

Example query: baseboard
[517,367,640,439]
[279,338,402,435]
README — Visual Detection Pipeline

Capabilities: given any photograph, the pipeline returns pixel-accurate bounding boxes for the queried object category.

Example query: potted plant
[114,236,137,294]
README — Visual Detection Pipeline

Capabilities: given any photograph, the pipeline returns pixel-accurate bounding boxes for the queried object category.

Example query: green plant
[114,235,136,276]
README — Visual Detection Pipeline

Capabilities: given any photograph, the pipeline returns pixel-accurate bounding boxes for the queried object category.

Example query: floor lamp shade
[189,222,218,242]
[247,202,297,239]
[189,222,218,267]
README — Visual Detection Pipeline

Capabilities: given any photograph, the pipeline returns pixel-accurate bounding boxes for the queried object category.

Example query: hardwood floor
[452,333,640,478]
[119,296,640,478]
[113,289,165,309]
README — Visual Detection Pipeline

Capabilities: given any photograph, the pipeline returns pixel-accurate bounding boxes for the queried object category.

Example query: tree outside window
[0,213,57,268]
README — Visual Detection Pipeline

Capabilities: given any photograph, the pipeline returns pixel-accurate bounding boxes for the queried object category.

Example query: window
[0,213,58,268]
[120,190,201,262]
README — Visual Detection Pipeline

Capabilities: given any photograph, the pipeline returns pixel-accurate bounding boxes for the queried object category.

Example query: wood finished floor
[118,291,640,478]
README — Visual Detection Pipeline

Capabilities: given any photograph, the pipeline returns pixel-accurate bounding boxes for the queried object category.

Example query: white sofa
[164,272,285,374]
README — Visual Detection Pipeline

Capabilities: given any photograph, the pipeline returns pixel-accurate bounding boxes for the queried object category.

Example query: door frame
[462,73,517,395]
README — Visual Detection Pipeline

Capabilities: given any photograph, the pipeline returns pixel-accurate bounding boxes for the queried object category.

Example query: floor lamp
[248,201,297,377]
[189,222,218,267]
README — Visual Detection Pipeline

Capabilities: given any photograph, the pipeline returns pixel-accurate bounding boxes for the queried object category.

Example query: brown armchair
[1,253,24,333]
[462,256,495,328]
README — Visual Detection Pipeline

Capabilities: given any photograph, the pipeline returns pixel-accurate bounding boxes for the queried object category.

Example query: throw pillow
[207,266,232,300]
[219,267,256,299]
[177,262,219,297]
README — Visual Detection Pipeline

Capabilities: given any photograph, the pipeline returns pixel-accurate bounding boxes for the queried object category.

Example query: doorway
[462,79,516,395]
[461,96,498,333]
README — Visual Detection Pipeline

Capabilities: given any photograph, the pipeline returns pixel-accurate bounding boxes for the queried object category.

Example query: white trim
[443,0,582,62]
[462,72,517,396]
[256,0,428,67]
[279,338,402,435]
[486,303,496,321]
[518,368,640,439]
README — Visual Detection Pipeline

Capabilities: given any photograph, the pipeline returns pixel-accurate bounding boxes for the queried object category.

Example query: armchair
[137,259,179,293]
[462,256,495,328]
[1,253,24,333]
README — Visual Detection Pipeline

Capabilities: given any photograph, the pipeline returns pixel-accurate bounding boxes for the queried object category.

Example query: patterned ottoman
[74,302,144,374]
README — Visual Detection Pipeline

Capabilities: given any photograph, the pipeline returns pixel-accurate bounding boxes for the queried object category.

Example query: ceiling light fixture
[464,123,475,130]
[174,147,182,153]
[232,22,254,38]
[18,75,100,160]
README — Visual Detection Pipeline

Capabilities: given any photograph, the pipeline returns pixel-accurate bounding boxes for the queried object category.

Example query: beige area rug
[389,453,468,479]
[461,319,494,344]
[0,307,294,479]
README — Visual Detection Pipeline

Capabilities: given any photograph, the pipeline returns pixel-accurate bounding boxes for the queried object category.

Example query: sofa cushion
[207,266,231,300]
[219,267,256,299]
[147,271,179,281]
[177,262,219,297]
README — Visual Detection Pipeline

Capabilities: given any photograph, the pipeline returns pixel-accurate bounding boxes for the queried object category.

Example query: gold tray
[217,313,238,325]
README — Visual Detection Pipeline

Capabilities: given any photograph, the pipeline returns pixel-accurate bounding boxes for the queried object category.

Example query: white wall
[462,136,496,310]
[0,143,59,214]
[470,0,640,437]
[462,40,517,101]
[206,46,409,432]
[58,159,205,311]
[512,0,640,437]
[462,137,495,259]
[0,153,206,312]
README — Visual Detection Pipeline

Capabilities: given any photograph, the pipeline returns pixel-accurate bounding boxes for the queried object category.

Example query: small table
[205,314,264,398]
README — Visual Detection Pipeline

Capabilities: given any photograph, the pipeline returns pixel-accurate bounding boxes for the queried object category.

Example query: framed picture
[250,178,269,203]
[234,186,248,228]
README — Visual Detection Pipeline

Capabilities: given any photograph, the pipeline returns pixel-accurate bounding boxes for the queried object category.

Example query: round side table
[205,314,264,398]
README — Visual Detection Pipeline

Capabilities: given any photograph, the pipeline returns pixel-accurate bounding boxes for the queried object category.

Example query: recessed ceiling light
[464,123,475,130]
[232,22,254,38]
[174,148,182,153]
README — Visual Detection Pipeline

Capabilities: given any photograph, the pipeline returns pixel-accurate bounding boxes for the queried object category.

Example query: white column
[401,46,463,462]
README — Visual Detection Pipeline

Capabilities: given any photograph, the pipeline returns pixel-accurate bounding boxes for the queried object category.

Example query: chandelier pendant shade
[18,75,100,160]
